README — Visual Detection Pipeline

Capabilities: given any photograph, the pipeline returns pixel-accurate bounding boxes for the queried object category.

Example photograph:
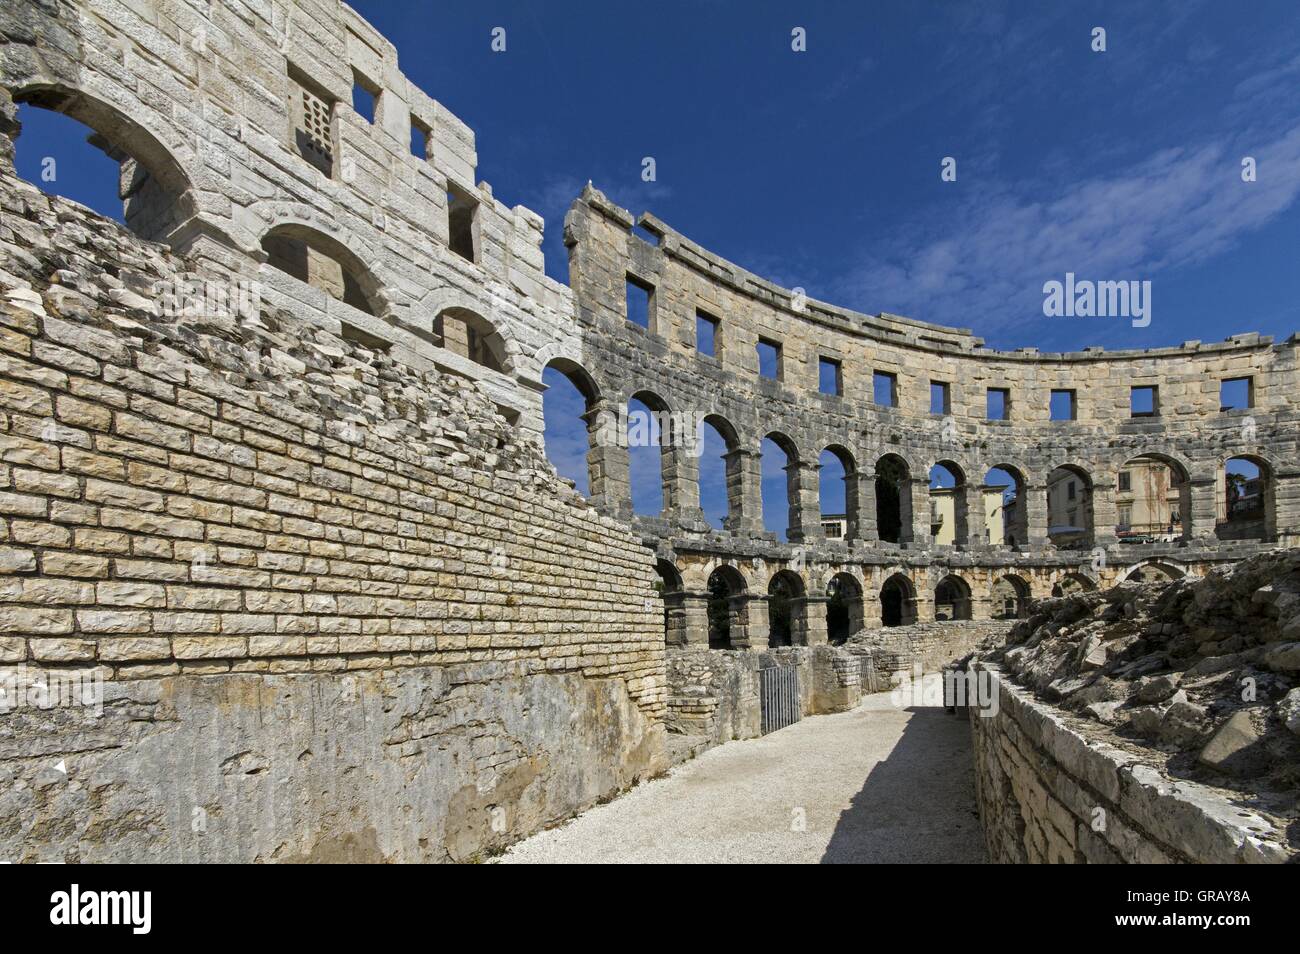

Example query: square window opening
[873,371,898,407]
[351,71,379,124]
[987,387,1010,421]
[1050,389,1076,421]
[1220,377,1253,411]
[1131,386,1158,417]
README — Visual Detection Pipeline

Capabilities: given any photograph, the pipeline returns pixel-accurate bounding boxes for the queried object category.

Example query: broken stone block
[1135,672,1182,704]
[1197,710,1268,777]
[1263,641,1300,672]
[1277,688,1300,737]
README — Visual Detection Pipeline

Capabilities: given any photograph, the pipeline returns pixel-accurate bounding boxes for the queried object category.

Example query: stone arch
[826,572,864,645]
[700,413,741,529]
[1046,463,1094,549]
[260,221,389,318]
[990,574,1031,620]
[626,388,676,516]
[433,306,511,373]
[11,82,201,245]
[766,568,807,648]
[1217,453,1274,542]
[875,453,913,544]
[706,564,749,650]
[1122,560,1185,584]
[934,573,972,621]
[928,459,969,546]
[654,559,687,646]
[880,572,918,627]
[984,463,1028,547]
[1051,572,1097,597]
[1115,452,1191,542]
[761,431,802,541]
[819,444,859,542]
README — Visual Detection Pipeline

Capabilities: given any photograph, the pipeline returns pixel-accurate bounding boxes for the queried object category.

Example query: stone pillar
[1091,478,1119,547]
[914,585,934,624]
[663,442,703,524]
[662,591,689,646]
[739,594,769,651]
[851,470,878,542]
[862,584,884,629]
[907,478,930,545]
[785,459,822,543]
[724,448,764,535]
[1025,482,1050,549]
[680,591,711,647]
[794,596,829,646]
[582,400,631,518]
[965,484,987,548]
[1188,474,1218,542]
[1268,469,1291,543]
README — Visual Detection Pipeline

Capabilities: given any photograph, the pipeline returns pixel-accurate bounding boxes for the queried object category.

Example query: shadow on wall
[820,705,985,863]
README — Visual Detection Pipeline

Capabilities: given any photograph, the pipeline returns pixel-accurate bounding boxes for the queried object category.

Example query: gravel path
[500,692,987,864]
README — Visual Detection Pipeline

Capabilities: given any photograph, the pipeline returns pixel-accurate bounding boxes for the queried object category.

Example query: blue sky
[13,1,1297,534]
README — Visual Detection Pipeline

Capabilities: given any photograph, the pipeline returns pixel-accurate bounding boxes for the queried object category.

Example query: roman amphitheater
[0,0,1296,863]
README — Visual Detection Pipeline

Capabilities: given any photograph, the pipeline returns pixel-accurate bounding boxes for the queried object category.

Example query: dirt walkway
[500,692,987,864]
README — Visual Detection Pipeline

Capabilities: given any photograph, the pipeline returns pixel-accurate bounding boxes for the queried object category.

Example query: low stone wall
[844,621,1010,679]
[969,665,1293,863]
[664,644,863,759]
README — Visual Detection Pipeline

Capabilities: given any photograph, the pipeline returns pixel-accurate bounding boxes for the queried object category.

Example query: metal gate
[759,666,801,735]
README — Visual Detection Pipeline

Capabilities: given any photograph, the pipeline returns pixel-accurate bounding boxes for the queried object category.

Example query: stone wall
[845,621,1012,677]
[968,665,1291,863]
[0,145,666,861]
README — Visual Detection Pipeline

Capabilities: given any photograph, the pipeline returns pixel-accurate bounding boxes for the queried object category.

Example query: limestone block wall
[0,158,665,861]
[968,666,1291,863]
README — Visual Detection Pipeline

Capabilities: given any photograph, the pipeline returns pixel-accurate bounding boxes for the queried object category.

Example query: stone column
[739,594,770,651]
[662,591,689,646]
[663,442,704,525]
[1268,469,1290,543]
[1025,482,1050,549]
[1091,478,1119,547]
[851,470,878,542]
[1188,474,1218,542]
[785,459,822,543]
[680,592,712,647]
[964,484,987,548]
[582,399,630,519]
[724,448,764,535]
[907,478,930,545]
[794,596,829,646]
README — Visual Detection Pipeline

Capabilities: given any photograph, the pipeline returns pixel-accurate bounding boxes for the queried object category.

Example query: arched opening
[12,86,197,244]
[433,307,508,372]
[875,454,911,544]
[706,565,748,650]
[1123,562,1185,584]
[627,391,671,517]
[991,574,1031,620]
[261,223,383,316]
[655,559,686,645]
[1046,465,1094,549]
[767,569,806,648]
[880,573,917,627]
[1051,573,1097,597]
[1217,456,1272,541]
[540,359,599,496]
[761,433,800,542]
[934,574,972,621]
[929,461,967,546]
[699,415,738,530]
[819,445,857,542]
[984,465,1026,546]
[826,573,864,645]
[1115,454,1189,543]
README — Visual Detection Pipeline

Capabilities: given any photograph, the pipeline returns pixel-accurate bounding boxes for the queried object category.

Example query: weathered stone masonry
[2,0,1298,861]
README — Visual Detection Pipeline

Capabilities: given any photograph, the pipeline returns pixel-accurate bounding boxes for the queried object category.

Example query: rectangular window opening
[695,310,718,357]
[757,338,782,380]
[1131,385,1158,417]
[1220,376,1253,410]
[1050,389,1076,421]
[873,371,898,407]
[930,380,950,415]
[351,71,379,124]
[410,119,429,159]
[625,274,654,330]
[819,357,843,396]
[987,387,1010,421]
[447,184,479,263]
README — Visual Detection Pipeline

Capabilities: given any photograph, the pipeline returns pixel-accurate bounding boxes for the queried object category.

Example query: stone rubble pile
[982,552,1300,793]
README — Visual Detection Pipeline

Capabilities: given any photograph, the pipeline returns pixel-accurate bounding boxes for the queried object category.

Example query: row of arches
[544,361,1277,545]
[656,559,1189,650]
